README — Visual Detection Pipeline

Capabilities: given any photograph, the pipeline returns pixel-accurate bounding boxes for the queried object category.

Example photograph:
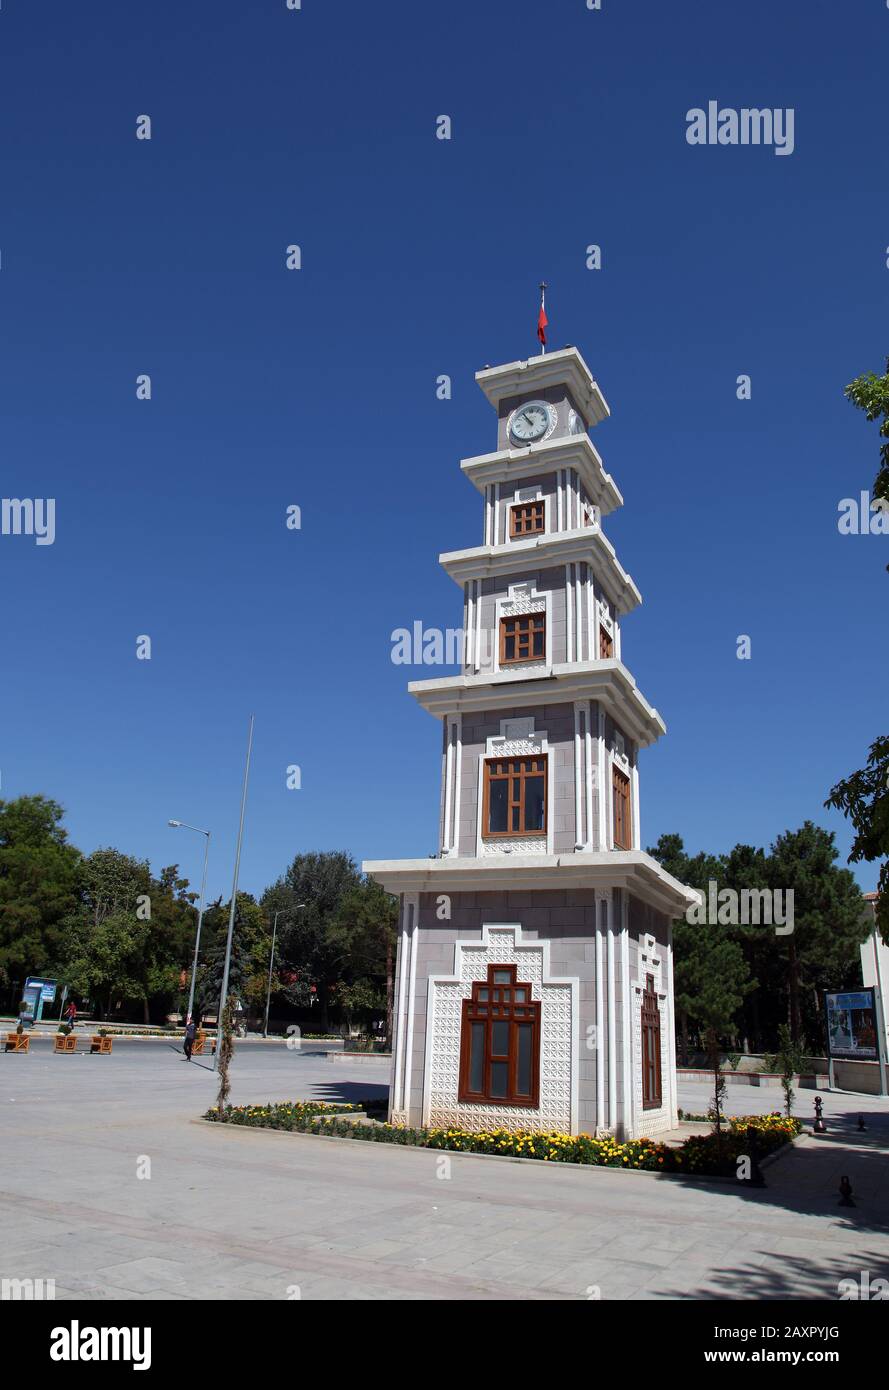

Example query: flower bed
[205,1100,359,1127]
[203,1104,800,1175]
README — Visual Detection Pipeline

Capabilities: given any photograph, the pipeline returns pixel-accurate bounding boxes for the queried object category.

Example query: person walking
[65,999,77,1030]
[183,1015,197,1062]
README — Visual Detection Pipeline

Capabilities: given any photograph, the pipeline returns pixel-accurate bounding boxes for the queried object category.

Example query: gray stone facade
[387,889,677,1140]
[366,346,694,1142]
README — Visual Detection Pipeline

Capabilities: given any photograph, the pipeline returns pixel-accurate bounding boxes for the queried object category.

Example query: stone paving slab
[2,1046,889,1299]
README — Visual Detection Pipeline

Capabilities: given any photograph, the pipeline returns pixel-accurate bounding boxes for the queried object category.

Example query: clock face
[509,400,552,444]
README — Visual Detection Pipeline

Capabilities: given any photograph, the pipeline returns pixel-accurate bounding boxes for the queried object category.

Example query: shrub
[205,1100,359,1128]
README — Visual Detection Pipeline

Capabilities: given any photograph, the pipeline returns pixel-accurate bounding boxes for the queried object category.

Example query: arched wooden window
[641,974,662,1110]
[459,964,540,1106]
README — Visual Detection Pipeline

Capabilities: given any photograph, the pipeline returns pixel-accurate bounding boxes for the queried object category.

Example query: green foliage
[775,1023,806,1118]
[0,796,81,991]
[61,849,196,1021]
[648,834,753,1060]
[194,892,269,1020]
[826,734,889,943]
[844,358,889,516]
[261,852,395,1031]
[769,821,869,1045]
[650,824,870,1052]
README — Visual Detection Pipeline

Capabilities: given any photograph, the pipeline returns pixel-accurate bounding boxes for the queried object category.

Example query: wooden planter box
[192,1030,207,1055]
[5,1033,30,1053]
[90,1035,113,1054]
[53,1034,78,1053]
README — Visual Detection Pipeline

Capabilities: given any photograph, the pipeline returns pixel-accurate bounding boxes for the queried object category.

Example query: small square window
[510,500,545,538]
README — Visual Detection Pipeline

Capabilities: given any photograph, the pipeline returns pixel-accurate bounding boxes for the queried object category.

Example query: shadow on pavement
[654,1245,889,1300]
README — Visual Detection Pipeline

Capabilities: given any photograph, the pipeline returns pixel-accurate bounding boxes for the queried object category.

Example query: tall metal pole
[168,820,212,1026]
[186,830,210,1023]
[213,714,255,1072]
[263,911,280,1039]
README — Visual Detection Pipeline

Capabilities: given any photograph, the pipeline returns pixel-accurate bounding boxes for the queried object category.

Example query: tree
[262,851,362,1032]
[328,877,398,1040]
[194,893,268,1023]
[143,864,201,1020]
[647,834,750,1064]
[62,848,197,1022]
[62,848,152,1018]
[775,1023,806,1118]
[767,822,869,1047]
[844,358,889,526]
[0,796,81,1001]
[825,362,889,936]
[826,735,889,943]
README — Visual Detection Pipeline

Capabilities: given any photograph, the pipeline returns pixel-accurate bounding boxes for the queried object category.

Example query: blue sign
[25,976,58,1003]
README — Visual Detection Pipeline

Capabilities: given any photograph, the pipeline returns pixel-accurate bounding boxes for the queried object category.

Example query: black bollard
[839,1175,855,1207]
[813,1095,827,1135]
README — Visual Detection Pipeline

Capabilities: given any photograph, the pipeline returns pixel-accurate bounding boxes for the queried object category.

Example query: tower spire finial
[537,282,548,355]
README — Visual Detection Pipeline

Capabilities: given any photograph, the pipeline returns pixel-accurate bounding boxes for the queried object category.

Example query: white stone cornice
[362,850,698,920]
[475,347,610,428]
[408,660,665,748]
[460,433,621,516]
[439,528,641,616]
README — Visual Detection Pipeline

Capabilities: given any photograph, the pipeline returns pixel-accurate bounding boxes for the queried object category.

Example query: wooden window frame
[482,755,548,839]
[509,500,545,538]
[641,973,663,1110]
[599,624,614,660]
[499,611,546,667]
[458,963,541,1106]
[612,764,631,850]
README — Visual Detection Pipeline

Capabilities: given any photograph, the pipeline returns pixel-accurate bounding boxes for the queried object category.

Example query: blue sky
[0,0,886,903]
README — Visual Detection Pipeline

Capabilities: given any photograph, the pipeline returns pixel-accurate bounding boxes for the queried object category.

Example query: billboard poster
[825,989,878,1060]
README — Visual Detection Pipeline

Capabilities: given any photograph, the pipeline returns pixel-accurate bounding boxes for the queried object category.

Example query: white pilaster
[620,891,633,1139]
[402,894,419,1117]
[597,704,608,850]
[607,891,617,1130]
[595,891,607,1132]
[573,702,584,848]
[584,699,595,854]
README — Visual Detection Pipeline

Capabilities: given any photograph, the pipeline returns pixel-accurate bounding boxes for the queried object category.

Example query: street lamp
[168,819,211,1027]
[263,903,306,1038]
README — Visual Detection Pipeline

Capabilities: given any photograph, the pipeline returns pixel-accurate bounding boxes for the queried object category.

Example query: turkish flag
[537,304,548,347]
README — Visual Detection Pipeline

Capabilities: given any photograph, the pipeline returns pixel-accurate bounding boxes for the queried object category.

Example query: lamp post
[168,820,211,1026]
[263,903,305,1038]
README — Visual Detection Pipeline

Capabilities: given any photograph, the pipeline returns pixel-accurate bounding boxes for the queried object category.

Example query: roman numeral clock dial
[508,400,554,445]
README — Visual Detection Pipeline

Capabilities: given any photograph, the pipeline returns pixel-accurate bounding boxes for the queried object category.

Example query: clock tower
[365,344,695,1140]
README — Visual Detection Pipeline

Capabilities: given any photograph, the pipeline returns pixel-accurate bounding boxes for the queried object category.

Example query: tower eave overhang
[439,528,642,616]
[460,433,622,516]
[475,347,610,428]
[408,660,666,747]
[363,850,697,920]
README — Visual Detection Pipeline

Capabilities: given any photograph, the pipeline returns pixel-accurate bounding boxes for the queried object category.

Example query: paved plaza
[1,1040,888,1300]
